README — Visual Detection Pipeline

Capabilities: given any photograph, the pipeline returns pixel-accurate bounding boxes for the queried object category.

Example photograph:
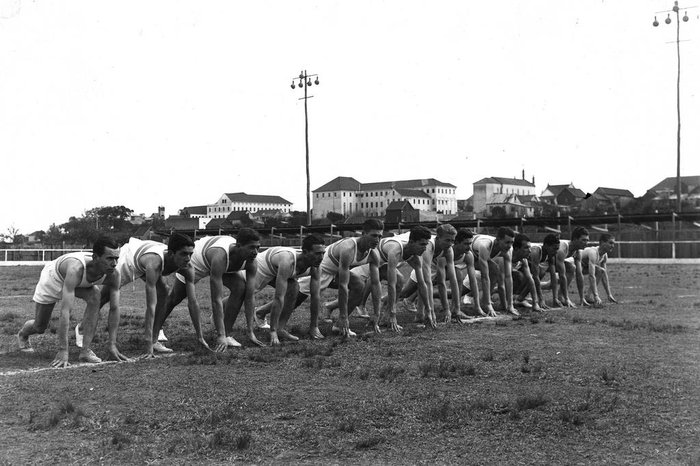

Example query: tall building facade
[312,177,457,219]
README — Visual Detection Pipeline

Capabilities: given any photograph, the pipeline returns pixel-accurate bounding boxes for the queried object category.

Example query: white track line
[0,352,184,377]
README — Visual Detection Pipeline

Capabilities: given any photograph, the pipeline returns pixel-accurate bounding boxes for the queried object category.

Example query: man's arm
[555,253,574,307]
[269,256,294,346]
[443,250,463,323]
[141,255,163,358]
[465,253,485,316]
[244,260,263,346]
[207,251,230,352]
[410,257,431,315]
[368,250,382,334]
[421,247,437,328]
[574,252,588,306]
[308,266,324,339]
[52,261,83,368]
[521,259,541,311]
[476,246,496,315]
[105,272,131,361]
[385,245,404,332]
[435,256,449,316]
[181,265,210,349]
[502,251,517,314]
[583,250,601,306]
[599,255,616,302]
[335,243,354,336]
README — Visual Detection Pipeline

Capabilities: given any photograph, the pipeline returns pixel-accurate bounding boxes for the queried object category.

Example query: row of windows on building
[317,188,455,199]
[209,206,290,213]
[495,188,534,195]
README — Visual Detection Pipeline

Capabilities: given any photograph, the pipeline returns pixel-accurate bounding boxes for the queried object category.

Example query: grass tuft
[355,436,383,449]
[377,364,406,382]
[514,392,548,411]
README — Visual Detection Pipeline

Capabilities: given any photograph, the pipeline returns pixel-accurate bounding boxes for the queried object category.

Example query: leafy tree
[85,206,134,231]
[326,211,345,224]
[45,223,64,247]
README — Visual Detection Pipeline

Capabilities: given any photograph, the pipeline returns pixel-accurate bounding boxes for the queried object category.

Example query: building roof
[224,192,292,205]
[486,193,528,207]
[181,205,208,215]
[394,188,431,199]
[205,218,235,229]
[651,176,700,193]
[386,200,415,211]
[541,184,575,197]
[314,177,456,192]
[594,187,634,198]
[474,177,536,187]
[389,178,456,189]
[313,176,363,192]
[164,216,199,230]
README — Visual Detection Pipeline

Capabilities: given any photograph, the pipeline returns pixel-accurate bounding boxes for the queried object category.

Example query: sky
[1,0,699,235]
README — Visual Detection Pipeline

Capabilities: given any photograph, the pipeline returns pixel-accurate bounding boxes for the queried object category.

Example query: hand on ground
[108,345,133,362]
[51,350,70,368]
[213,336,228,353]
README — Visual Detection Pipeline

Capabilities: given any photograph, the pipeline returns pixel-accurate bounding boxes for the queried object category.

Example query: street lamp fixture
[652,1,694,213]
[290,69,320,226]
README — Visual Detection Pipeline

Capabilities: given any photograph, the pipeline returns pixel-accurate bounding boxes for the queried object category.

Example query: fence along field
[0,262,699,464]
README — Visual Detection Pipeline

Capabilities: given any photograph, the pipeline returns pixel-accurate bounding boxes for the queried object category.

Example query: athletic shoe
[225,336,242,348]
[153,342,173,353]
[78,349,102,363]
[352,306,371,319]
[17,332,34,353]
[514,299,533,309]
[257,316,270,330]
[157,329,168,342]
[254,307,270,329]
[331,325,357,337]
[75,324,83,348]
[402,298,417,313]
[320,302,334,323]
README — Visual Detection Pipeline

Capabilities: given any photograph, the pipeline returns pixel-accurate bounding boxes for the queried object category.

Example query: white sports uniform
[116,238,166,287]
[470,234,498,262]
[254,247,310,291]
[581,246,607,275]
[409,236,445,283]
[32,252,106,304]
[351,232,410,280]
[175,236,238,284]
[298,237,372,295]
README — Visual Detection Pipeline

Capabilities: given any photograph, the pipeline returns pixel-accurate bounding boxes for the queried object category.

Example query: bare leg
[17,303,55,352]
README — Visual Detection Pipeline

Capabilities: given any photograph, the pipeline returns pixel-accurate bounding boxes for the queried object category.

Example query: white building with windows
[207,192,293,219]
[312,176,457,220]
[472,176,537,217]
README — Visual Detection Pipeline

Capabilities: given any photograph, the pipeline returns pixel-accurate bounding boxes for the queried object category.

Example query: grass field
[0,264,699,465]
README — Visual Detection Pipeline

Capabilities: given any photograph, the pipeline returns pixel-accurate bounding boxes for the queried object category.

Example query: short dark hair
[543,233,561,248]
[455,228,474,243]
[599,233,614,244]
[409,225,432,242]
[497,227,516,239]
[571,226,589,241]
[93,236,119,256]
[436,224,457,237]
[302,233,325,251]
[168,233,194,253]
[237,228,260,246]
[514,233,530,249]
[362,219,384,232]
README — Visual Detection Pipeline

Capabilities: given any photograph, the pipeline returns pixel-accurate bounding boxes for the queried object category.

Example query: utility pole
[290,70,320,226]
[653,1,694,213]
